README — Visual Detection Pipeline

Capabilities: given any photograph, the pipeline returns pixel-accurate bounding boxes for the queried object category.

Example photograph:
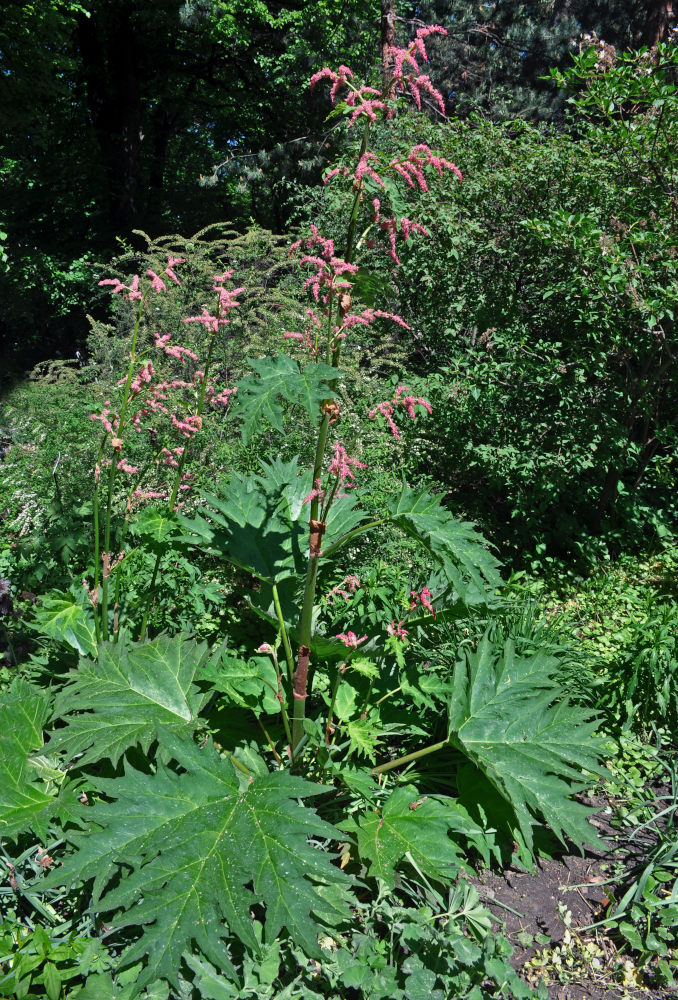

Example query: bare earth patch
[469,797,677,1000]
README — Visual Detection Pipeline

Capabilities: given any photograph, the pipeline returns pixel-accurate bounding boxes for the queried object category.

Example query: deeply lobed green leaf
[230,354,338,443]
[388,485,502,606]
[44,732,352,989]
[344,785,485,888]
[0,678,59,839]
[48,635,212,766]
[448,635,605,854]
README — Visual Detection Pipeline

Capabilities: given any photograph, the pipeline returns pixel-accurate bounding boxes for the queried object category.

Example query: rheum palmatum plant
[2,27,602,998]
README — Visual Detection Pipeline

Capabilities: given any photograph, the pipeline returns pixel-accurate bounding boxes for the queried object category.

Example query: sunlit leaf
[48,636,211,766]
[448,634,605,853]
[45,733,352,990]
[345,785,484,888]
[32,594,97,657]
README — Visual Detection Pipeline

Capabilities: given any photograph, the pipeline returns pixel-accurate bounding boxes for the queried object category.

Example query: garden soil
[470,795,677,1000]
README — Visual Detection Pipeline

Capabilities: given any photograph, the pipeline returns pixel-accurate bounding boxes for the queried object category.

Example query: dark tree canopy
[0,0,674,361]
[406,0,675,120]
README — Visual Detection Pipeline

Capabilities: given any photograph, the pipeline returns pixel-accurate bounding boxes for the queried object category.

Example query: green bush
[303,43,678,567]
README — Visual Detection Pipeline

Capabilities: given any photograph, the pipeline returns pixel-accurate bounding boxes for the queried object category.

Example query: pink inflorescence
[284,330,317,356]
[182,308,226,335]
[335,630,368,649]
[309,64,354,102]
[131,487,167,504]
[211,386,238,407]
[130,360,154,395]
[323,166,350,185]
[345,86,387,126]
[410,586,436,618]
[117,458,139,475]
[342,308,411,331]
[309,66,388,127]
[302,477,326,507]
[328,442,367,489]
[310,24,449,128]
[170,414,202,438]
[183,273,244,334]
[147,270,167,294]
[90,404,118,435]
[386,26,449,115]
[368,385,432,440]
[165,255,186,286]
[153,332,199,363]
[213,271,245,313]
[387,619,409,640]
[98,274,143,302]
[327,574,361,603]
[371,200,433,266]
[391,145,462,191]
[355,152,386,188]
[160,446,184,468]
[290,224,359,306]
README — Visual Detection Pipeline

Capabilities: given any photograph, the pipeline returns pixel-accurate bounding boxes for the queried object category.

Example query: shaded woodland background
[0,0,673,364]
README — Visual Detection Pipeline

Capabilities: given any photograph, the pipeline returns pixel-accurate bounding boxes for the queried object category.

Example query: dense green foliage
[305,40,677,563]
[0,9,676,1000]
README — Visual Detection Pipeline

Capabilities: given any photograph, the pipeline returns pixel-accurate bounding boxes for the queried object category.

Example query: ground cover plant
[0,15,676,1000]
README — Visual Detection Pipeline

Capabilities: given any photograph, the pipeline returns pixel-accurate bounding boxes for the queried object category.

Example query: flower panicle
[368,385,432,441]
[309,64,354,103]
[147,270,167,294]
[165,255,186,285]
[98,274,142,302]
[387,619,409,640]
[328,442,367,489]
[117,458,139,475]
[345,87,388,127]
[302,477,326,506]
[90,404,118,434]
[153,332,200,362]
[355,152,385,188]
[336,631,368,649]
[284,330,318,356]
[410,586,436,618]
[310,24,448,123]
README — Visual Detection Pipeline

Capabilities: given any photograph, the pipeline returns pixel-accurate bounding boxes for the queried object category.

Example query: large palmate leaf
[447,635,605,854]
[131,507,178,545]
[343,785,485,888]
[180,457,367,594]
[31,592,97,657]
[231,354,338,443]
[179,457,309,583]
[45,733,351,990]
[0,678,61,839]
[261,456,367,551]
[48,636,211,766]
[388,486,502,606]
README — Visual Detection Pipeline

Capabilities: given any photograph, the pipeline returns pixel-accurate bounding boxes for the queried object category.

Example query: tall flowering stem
[288,33,458,760]
[289,30,452,756]
[97,300,144,641]
[94,262,242,643]
[138,277,242,640]
[290,124,374,756]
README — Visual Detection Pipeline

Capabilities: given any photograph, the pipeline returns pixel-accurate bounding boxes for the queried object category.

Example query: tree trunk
[642,0,673,46]
[76,8,144,233]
